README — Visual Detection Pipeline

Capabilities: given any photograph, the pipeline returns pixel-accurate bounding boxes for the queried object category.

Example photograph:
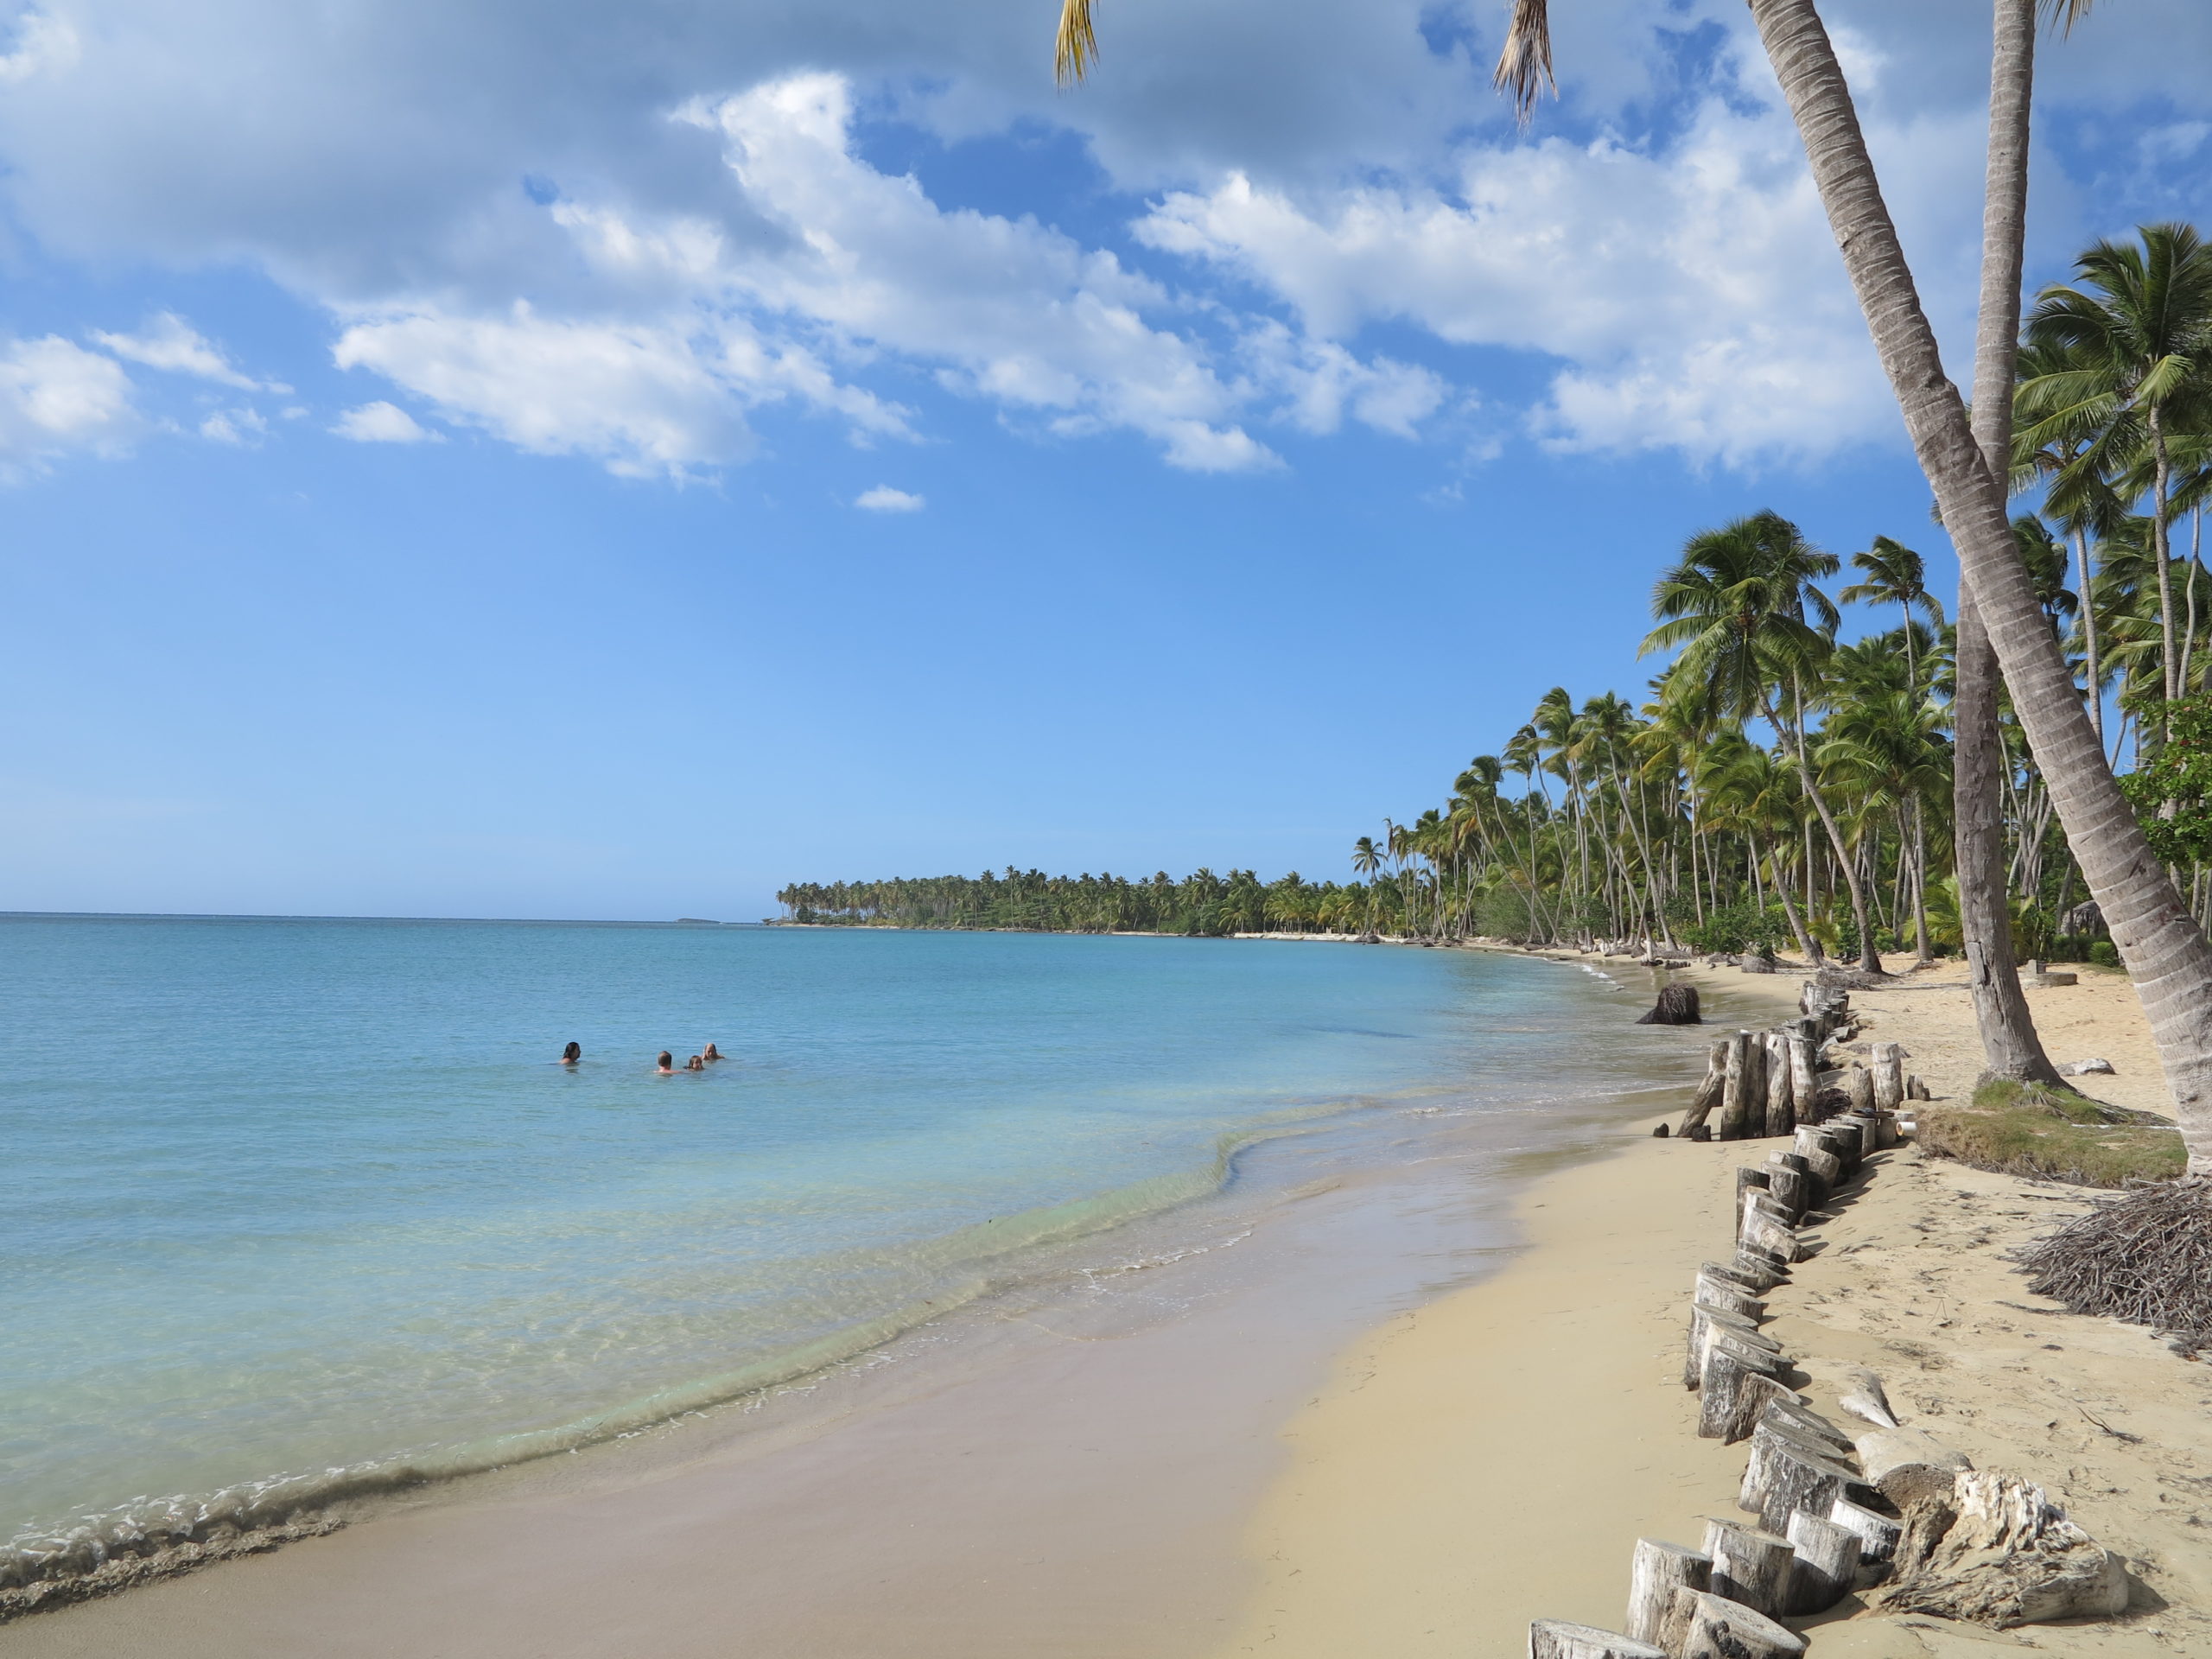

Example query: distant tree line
[774,869,1376,937]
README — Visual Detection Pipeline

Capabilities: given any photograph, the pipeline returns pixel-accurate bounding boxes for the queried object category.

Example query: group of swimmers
[557,1041,723,1073]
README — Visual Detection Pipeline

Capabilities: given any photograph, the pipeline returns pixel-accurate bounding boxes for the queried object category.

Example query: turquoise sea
[0,916,1687,1585]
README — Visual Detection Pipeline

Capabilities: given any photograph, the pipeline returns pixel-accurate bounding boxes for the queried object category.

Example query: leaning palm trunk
[1955,0,2062,1084]
[1749,0,2212,1169]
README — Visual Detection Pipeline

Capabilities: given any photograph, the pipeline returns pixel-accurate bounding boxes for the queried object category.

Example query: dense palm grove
[784,223,2212,966]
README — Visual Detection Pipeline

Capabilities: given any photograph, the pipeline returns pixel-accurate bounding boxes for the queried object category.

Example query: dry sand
[1207,952,2210,1657]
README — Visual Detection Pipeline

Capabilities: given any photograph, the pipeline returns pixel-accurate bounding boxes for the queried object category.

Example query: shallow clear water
[0,917,1681,1566]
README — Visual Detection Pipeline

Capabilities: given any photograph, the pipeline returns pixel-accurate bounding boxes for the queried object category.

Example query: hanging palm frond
[1493,0,1555,123]
[1055,0,1098,86]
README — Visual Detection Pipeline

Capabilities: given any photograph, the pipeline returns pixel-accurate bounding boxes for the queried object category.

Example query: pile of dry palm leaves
[2018,1178,2212,1345]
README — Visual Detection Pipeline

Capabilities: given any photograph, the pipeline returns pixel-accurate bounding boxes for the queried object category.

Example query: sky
[0,0,2209,922]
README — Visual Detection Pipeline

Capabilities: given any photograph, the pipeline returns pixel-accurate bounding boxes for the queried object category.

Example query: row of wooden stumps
[1666,983,1926,1146]
[1529,995,1905,1659]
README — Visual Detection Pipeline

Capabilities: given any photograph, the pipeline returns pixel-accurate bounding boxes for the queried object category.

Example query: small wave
[0,1116,1325,1608]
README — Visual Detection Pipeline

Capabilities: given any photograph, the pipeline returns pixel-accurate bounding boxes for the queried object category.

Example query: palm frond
[1492,0,1555,124]
[2040,0,2096,35]
[1055,0,1097,86]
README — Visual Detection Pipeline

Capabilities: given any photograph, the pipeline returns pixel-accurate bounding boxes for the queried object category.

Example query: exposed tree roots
[2018,1178,2212,1345]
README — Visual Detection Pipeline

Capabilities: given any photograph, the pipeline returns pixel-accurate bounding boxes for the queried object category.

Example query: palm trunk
[2075,524,2103,741]
[2152,409,2178,718]
[1947,0,2062,1084]
[1763,840,1816,963]
[1764,690,1879,970]
[1751,0,2212,1166]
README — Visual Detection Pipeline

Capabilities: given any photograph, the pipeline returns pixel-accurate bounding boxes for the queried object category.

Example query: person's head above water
[657,1051,674,1073]
[702,1043,721,1062]
[561,1041,582,1065]
[686,1054,705,1071]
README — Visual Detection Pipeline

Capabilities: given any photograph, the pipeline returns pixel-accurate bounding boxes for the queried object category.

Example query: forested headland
[782,222,2212,972]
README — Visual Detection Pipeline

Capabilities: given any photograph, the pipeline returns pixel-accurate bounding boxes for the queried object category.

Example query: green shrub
[1918,1079,2183,1187]
[2088,940,2120,968]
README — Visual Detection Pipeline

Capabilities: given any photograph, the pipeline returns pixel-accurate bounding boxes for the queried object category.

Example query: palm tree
[1057,0,2212,1173]
[1643,511,1885,971]
[2019,223,2212,718]
[1840,537,1944,695]
[1351,835,1383,938]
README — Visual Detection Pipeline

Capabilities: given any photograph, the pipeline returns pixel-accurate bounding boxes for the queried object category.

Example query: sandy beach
[6,950,2205,1656]
[1207,951,2209,1656]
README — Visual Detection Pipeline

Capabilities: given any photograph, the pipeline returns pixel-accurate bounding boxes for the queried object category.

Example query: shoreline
[0,951,1706,1656]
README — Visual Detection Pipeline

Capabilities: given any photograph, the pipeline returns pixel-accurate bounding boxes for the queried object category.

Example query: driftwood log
[1873,1471,2130,1626]
[1637,983,1702,1026]
[1837,1369,1899,1430]
[1700,1518,1795,1617]
[1527,1619,1666,1659]
[1625,1539,1710,1648]
[1784,1512,1861,1615]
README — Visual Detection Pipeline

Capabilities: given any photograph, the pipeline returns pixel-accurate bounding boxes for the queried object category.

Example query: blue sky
[0,0,2208,921]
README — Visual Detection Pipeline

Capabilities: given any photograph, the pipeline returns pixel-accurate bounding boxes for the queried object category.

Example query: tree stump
[1758,1397,1854,1459]
[1784,1512,1861,1615]
[1733,1242,1792,1287]
[1626,1540,1711,1647]
[1637,983,1702,1025]
[1695,1266,1764,1320]
[1735,1166,1772,1214]
[1738,1202,1800,1264]
[1679,1041,1729,1135]
[1528,1620,1666,1659]
[1872,1471,2130,1627]
[1700,1518,1796,1617]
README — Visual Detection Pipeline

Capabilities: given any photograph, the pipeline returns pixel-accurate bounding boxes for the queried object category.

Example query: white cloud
[92,311,275,391]
[198,406,267,445]
[855,484,923,512]
[0,10,78,86]
[0,334,140,476]
[330,400,439,444]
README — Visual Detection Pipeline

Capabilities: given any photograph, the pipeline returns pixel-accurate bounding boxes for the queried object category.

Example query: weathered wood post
[1679,1040,1728,1136]
[1871,1041,1905,1112]
[1700,1517,1796,1617]
[1763,1031,1794,1136]
[1528,1621,1665,1659]
[1828,1496,1903,1565]
[1738,1427,1861,1535]
[1783,1512,1860,1615]
[1760,1157,1809,1218]
[1663,1590,1807,1659]
[1718,1032,1753,1140]
[1698,1332,1791,1441]
[1625,1540,1710,1648]
[1785,1033,1815,1118]
[1843,1065,1876,1117]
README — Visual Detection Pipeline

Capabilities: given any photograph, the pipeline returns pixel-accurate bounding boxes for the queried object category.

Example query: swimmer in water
[560,1041,582,1065]
[657,1051,675,1074]
[702,1043,721,1063]
[685,1054,705,1071]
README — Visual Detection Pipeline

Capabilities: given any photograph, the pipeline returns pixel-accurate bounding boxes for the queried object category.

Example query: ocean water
[0,916,1686,1583]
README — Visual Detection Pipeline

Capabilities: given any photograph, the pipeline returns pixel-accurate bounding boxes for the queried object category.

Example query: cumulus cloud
[198,406,267,445]
[331,400,440,443]
[0,0,2198,482]
[855,484,923,512]
[92,312,276,391]
[0,334,141,476]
